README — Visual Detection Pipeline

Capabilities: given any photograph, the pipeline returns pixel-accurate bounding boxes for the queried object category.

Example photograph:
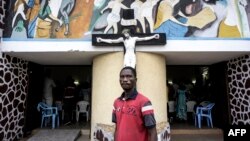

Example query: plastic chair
[167,101,175,123]
[168,101,175,113]
[186,101,197,121]
[37,102,59,129]
[76,101,90,122]
[195,103,215,128]
[186,101,196,113]
[199,101,210,107]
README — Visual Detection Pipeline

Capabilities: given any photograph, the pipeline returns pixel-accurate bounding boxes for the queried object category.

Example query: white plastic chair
[186,101,196,113]
[167,101,175,123]
[76,101,90,122]
[186,101,197,121]
[168,101,175,113]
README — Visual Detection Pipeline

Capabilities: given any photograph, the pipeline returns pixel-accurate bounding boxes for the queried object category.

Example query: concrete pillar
[136,52,167,123]
[91,52,169,141]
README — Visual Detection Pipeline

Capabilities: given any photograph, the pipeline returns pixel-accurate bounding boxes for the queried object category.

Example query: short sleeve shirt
[112,89,156,141]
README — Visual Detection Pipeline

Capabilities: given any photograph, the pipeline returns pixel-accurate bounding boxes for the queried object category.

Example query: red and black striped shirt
[112,89,156,141]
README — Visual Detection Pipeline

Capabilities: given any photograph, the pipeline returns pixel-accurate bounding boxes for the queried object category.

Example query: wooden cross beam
[92,33,166,46]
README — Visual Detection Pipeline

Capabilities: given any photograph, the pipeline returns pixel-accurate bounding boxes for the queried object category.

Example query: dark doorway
[209,61,230,128]
[24,65,92,136]
[24,62,44,136]
[167,64,230,129]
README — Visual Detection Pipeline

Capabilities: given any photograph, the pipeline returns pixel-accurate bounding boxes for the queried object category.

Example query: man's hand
[154,34,160,39]
[58,20,63,26]
[97,37,102,42]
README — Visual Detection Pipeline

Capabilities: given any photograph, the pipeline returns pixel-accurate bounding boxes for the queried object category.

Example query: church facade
[1,0,250,141]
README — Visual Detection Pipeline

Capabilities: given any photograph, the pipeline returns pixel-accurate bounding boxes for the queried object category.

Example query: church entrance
[167,63,230,130]
[24,64,92,138]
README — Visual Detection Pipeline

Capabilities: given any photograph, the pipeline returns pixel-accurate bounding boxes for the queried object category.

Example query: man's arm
[136,34,160,42]
[148,127,158,141]
[100,1,113,14]
[97,37,124,44]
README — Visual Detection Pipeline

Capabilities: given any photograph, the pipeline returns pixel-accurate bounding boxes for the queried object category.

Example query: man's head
[119,67,137,91]
[123,30,131,39]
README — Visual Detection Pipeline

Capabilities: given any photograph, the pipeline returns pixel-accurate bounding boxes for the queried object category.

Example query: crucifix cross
[92,32,166,68]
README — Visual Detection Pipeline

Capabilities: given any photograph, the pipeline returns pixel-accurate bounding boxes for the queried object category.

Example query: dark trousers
[63,98,75,123]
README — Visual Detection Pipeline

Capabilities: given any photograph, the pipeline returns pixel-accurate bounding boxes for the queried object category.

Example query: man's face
[124,32,130,39]
[120,69,136,91]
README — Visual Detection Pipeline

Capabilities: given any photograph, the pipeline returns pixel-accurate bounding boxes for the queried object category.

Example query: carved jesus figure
[97,31,160,68]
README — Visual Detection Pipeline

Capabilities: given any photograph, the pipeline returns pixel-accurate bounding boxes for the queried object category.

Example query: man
[112,67,158,141]
[43,69,56,106]
[63,75,76,124]
[100,0,129,34]
[97,31,159,68]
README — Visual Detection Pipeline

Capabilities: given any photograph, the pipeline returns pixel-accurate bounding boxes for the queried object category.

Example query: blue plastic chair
[37,102,59,129]
[195,103,215,128]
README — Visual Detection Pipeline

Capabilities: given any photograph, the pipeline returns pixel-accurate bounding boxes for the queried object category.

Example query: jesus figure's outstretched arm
[96,37,124,44]
[135,34,160,42]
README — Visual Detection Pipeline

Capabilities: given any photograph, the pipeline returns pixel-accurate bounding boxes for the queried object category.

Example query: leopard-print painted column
[227,55,250,125]
[0,53,28,141]
[0,0,7,37]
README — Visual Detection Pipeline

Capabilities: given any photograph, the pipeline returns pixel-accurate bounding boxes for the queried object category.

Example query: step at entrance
[171,128,223,141]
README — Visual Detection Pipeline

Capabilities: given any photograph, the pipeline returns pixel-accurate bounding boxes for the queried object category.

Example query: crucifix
[92,7,166,69]
[92,32,166,69]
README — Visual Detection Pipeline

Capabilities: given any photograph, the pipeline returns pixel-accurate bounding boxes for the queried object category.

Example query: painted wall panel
[2,0,250,39]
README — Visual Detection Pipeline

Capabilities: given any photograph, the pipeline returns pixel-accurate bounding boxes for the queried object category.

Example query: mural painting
[155,0,250,38]
[4,0,93,38]
[3,0,250,39]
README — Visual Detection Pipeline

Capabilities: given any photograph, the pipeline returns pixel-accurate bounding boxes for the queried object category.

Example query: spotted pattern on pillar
[0,53,28,141]
[227,55,250,125]
[0,0,7,37]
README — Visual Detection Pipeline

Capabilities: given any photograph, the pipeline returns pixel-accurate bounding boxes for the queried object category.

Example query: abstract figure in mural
[191,0,249,38]
[154,0,189,37]
[154,0,216,37]
[26,0,41,38]
[56,0,89,36]
[11,20,27,38]
[34,0,62,38]
[12,0,28,28]
[38,0,62,24]
[12,0,37,38]
[218,0,241,37]
[86,0,108,34]
[130,0,144,33]
[192,0,227,37]
[96,31,160,68]
[100,0,129,34]
[140,0,160,33]
[237,0,250,37]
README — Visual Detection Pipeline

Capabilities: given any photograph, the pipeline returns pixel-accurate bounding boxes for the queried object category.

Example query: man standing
[97,31,159,68]
[43,69,56,106]
[112,66,158,141]
[63,75,76,124]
